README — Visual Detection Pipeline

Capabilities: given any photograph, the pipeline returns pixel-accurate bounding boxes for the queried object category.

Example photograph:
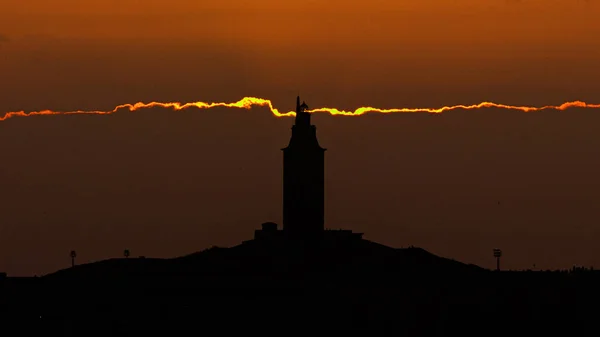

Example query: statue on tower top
[295,95,311,127]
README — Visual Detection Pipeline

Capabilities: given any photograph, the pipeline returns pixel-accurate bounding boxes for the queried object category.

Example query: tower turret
[295,95,311,127]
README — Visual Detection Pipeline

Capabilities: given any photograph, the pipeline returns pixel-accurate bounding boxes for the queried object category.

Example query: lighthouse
[249,96,363,243]
[281,96,326,237]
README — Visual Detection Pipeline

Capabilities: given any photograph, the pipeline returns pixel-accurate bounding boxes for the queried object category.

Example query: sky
[1,0,600,276]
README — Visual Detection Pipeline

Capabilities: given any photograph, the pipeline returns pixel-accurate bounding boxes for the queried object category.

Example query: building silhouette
[282,96,326,237]
[253,96,362,242]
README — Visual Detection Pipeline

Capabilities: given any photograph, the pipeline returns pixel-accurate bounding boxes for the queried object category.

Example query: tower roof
[284,95,325,151]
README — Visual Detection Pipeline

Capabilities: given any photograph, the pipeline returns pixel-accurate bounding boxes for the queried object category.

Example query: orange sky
[1,1,600,276]
[2,1,598,46]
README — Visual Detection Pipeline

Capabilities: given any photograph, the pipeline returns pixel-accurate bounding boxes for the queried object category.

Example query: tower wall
[283,138,325,234]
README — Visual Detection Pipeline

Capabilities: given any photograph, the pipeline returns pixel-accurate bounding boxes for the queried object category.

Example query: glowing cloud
[2,97,600,123]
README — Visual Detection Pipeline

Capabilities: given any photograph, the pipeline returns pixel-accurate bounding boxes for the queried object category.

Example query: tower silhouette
[282,96,326,238]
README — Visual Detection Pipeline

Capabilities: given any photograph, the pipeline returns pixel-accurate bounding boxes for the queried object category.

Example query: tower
[282,96,326,237]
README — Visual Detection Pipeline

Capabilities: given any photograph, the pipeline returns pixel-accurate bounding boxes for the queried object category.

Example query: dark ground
[1,238,598,336]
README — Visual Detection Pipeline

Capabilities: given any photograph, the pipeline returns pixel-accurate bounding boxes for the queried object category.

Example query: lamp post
[70,250,77,267]
[493,248,502,271]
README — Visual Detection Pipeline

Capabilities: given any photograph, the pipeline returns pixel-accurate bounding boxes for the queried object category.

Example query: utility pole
[70,250,77,267]
[493,249,502,271]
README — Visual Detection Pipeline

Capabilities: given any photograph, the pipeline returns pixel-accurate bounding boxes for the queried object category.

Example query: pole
[493,249,502,272]
[70,250,76,267]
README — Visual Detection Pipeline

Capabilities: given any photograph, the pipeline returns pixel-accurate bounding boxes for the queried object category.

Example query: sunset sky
[1,0,599,276]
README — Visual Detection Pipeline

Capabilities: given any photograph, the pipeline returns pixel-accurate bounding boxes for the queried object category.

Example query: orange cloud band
[2,97,600,122]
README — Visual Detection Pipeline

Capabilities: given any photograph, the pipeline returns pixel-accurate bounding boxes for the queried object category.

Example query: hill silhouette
[2,238,599,336]
[3,237,492,335]
[41,236,483,284]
